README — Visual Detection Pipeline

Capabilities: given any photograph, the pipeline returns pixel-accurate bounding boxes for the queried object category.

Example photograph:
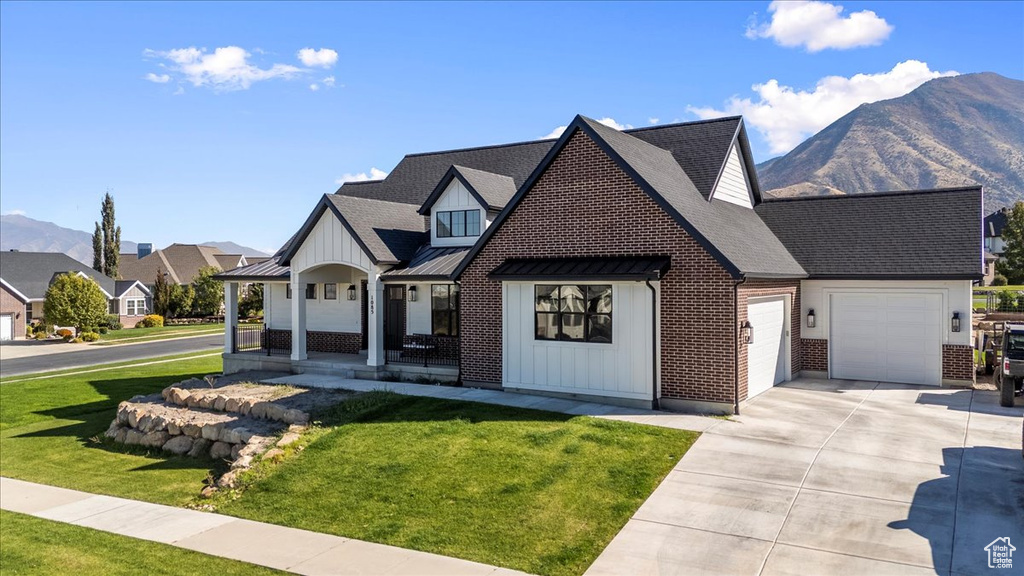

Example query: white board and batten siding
[502,282,654,401]
[711,143,754,208]
[291,211,372,274]
[430,179,485,248]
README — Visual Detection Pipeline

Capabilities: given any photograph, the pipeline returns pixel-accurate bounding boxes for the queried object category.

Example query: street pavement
[0,334,223,378]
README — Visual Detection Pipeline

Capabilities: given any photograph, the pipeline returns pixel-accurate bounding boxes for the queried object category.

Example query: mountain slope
[758,72,1024,209]
[0,215,268,264]
[0,214,137,265]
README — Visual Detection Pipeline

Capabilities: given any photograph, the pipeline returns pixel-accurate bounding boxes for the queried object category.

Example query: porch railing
[385,334,459,367]
[233,324,266,354]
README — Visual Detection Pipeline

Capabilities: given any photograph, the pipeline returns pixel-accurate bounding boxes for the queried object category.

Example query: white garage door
[830,293,943,385]
[747,296,788,399]
[0,314,12,341]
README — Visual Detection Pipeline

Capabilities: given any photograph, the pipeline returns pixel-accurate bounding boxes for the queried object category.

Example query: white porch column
[291,271,307,361]
[367,273,385,366]
[224,282,238,353]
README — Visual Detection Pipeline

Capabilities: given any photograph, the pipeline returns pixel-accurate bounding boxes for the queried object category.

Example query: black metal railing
[233,324,266,354]
[385,334,459,367]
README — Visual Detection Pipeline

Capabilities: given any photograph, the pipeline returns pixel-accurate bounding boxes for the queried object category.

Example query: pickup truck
[996,323,1024,408]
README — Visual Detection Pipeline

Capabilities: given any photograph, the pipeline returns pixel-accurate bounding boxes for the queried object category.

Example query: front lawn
[96,322,224,344]
[0,510,282,576]
[218,393,696,576]
[0,357,697,576]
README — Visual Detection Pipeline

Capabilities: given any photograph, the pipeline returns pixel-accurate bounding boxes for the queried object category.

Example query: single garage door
[830,293,942,385]
[0,314,12,341]
[747,296,788,399]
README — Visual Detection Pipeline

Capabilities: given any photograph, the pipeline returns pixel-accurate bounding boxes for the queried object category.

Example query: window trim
[430,284,460,336]
[435,209,481,238]
[324,283,337,300]
[126,297,147,316]
[534,284,612,344]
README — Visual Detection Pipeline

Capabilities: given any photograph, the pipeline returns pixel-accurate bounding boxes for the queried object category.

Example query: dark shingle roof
[578,117,806,278]
[417,166,518,215]
[336,141,554,206]
[755,187,984,279]
[214,256,290,281]
[114,280,150,297]
[985,207,1010,238]
[0,251,116,299]
[381,246,471,280]
[326,195,427,264]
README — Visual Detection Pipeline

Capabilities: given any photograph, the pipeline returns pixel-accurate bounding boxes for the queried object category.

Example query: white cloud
[309,83,320,91]
[336,167,389,184]
[746,1,893,52]
[322,75,336,87]
[145,73,171,83]
[297,48,338,68]
[542,117,633,139]
[688,60,957,154]
[143,46,303,91]
[648,117,660,125]
[2,209,26,216]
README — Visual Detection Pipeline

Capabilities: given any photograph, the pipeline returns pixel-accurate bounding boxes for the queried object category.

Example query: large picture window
[535,285,612,343]
[431,284,460,336]
[436,210,481,238]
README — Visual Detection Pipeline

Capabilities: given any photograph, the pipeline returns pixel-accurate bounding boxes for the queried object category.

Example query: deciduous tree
[43,273,109,331]
[996,201,1024,285]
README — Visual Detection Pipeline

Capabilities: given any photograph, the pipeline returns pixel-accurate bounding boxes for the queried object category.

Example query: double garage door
[830,293,943,386]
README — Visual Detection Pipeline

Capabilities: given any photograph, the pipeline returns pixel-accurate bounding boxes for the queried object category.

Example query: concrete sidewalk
[262,373,719,433]
[1,477,529,576]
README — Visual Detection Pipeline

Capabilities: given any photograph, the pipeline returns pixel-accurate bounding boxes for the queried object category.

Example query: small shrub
[32,323,51,335]
[136,314,164,328]
[98,327,108,334]
[101,314,123,330]
[25,325,33,338]
[71,337,84,344]
[80,331,100,342]
[55,328,74,339]
[33,332,46,340]
[992,274,1008,287]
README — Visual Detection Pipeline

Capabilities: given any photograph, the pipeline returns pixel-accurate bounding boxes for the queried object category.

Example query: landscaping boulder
[210,441,233,460]
[188,438,212,459]
[216,470,238,488]
[264,403,285,422]
[201,423,222,441]
[140,431,170,448]
[213,396,227,411]
[262,448,285,462]
[225,397,241,412]
[282,409,308,425]
[124,429,144,445]
[182,423,202,438]
[162,435,194,455]
[277,432,301,447]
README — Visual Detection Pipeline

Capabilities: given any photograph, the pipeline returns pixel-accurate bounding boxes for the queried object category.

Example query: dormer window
[437,210,480,238]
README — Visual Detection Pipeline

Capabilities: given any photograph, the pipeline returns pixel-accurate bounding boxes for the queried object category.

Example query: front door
[385,285,406,352]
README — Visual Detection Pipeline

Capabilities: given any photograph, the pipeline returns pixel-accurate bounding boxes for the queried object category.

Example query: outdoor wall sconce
[951,311,961,333]
[806,308,816,328]
[740,320,753,344]
[408,285,417,302]
[347,284,357,301]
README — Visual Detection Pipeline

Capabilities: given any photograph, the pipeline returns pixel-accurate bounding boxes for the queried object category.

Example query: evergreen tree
[152,269,170,318]
[996,201,1024,285]
[92,222,103,273]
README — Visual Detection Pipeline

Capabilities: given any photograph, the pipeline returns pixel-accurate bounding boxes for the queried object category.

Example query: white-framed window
[126,298,147,316]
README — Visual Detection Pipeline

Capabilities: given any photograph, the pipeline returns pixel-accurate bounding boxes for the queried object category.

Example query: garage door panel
[0,314,12,341]
[831,293,942,386]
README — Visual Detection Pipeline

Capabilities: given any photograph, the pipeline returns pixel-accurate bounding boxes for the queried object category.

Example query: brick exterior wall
[121,314,148,328]
[0,283,27,339]
[459,129,740,405]
[802,339,829,372]
[736,279,802,402]
[942,344,974,383]
[306,331,362,354]
[267,329,292,352]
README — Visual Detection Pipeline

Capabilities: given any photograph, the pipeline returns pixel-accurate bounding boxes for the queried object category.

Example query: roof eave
[805,273,984,281]
[279,195,382,267]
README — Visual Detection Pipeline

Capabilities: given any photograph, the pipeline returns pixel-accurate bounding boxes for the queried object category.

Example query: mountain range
[757,72,1024,210]
[0,214,269,265]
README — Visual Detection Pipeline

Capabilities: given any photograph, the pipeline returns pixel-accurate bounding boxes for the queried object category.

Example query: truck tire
[1001,374,1016,407]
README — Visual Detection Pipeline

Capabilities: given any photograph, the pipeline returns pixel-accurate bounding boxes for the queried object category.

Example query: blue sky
[1,1,1022,253]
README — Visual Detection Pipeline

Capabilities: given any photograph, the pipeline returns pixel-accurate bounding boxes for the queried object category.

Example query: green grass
[974,285,1024,292]
[0,351,221,385]
[96,323,224,344]
[216,392,697,576]
[0,510,283,575]
[0,354,226,505]
[0,357,697,576]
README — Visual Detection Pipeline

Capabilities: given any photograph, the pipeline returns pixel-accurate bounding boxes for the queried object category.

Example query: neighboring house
[984,251,999,286]
[0,251,151,338]
[118,243,249,287]
[984,207,1009,257]
[217,115,982,414]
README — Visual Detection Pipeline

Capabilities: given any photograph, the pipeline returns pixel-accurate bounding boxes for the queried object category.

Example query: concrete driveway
[586,378,1024,576]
